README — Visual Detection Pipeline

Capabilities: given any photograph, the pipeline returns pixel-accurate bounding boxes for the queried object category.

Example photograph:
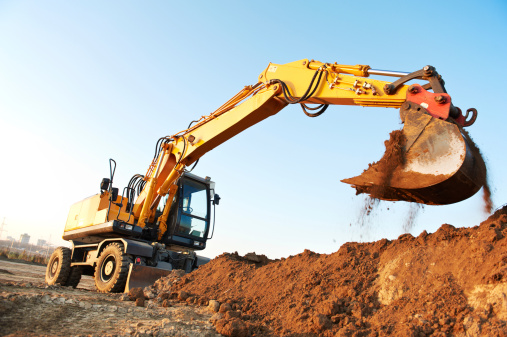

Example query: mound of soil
[150,207,507,336]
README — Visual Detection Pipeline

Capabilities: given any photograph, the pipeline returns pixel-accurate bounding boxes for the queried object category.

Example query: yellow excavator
[45,59,485,292]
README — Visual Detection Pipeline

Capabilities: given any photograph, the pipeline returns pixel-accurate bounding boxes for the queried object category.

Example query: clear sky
[0,1,506,259]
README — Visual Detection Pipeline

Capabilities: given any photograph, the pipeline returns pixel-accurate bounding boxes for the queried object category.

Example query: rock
[209,313,224,324]
[463,315,482,336]
[318,300,339,316]
[214,318,249,337]
[198,296,209,306]
[53,297,66,304]
[144,288,156,299]
[312,314,332,331]
[243,253,262,263]
[173,269,186,277]
[225,311,241,319]
[158,292,170,300]
[161,299,171,308]
[136,298,145,307]
[219,303,232,313]
[208,300,220,312]
[65,299,74,304]
[178,291,189,301]
[119,293,130,301]
[129,287,146,301]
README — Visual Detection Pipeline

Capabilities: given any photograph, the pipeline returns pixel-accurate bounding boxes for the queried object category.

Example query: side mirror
[100,178,111,192]
[213,194,221,206]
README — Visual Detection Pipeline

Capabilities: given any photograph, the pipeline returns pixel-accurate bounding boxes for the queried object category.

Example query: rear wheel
[94,242,132,293]
[65,266,82,288]
[45,247,71,286]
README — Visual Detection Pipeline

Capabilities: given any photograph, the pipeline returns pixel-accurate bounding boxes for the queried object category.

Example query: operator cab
[157,172,218,250]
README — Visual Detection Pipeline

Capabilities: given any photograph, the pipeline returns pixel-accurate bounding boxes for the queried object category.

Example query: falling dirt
[353,126,492,234]
[354,130,406,226]
[462,129,494,214]
[148,207,507,336]
[354,130,412,231]
[403,203,423,233]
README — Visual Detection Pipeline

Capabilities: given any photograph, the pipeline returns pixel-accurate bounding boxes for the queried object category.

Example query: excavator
[45,59,486,293]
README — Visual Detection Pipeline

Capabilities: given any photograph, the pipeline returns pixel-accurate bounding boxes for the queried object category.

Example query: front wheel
[45,247,71,285]
[94,242,132,293]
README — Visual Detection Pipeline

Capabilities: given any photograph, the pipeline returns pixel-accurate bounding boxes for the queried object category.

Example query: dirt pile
[147,207,507,336]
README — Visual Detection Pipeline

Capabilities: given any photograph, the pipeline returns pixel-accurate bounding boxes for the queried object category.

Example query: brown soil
[462,129,494,214]
[347,126,493,212]
[368,129,407,199]
[148,207,507,336]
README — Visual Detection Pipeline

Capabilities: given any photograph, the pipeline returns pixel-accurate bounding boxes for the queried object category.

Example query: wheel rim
[104,261,114,275]
[100,254,116,282]
[49,258,59,279]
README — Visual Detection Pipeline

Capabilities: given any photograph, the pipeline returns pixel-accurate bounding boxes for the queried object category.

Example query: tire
[45,247,72,286]
[64,266,82,288]
[94,242,132,293]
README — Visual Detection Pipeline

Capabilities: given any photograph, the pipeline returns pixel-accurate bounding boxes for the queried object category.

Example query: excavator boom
[131,59,484,236]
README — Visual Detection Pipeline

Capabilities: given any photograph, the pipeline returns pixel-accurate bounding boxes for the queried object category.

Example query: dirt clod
[215,317,249,337]
[219,302,232,313]
[135,297,145,307]
[128,287,145,301]
[208,299,220,312]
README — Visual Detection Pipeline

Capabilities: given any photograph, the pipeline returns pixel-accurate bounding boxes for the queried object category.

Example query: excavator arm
[128,59,484,238]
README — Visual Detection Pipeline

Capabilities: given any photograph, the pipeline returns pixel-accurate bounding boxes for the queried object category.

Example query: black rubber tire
[45,247,72,286]
[64,266,82,288]
[94,242,132,293]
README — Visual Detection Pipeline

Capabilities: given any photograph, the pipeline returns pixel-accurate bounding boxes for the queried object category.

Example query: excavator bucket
[342,110,486,205]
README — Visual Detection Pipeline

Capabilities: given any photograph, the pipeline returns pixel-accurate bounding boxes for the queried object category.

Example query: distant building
[6,236,15,242]
[19,233,30,244]
[37,239,47,246]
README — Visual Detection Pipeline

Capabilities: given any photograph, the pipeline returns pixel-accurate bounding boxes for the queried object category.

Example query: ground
[0,260,219,337]
[1,207,507,337]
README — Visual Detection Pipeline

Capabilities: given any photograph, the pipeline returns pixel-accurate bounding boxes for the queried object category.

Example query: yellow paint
[63,192,134,234]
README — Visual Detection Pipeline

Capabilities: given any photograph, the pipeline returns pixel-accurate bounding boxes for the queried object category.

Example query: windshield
[175,178,209,239]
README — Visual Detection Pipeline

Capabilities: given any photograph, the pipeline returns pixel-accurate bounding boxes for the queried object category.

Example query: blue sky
[0,1,506,258]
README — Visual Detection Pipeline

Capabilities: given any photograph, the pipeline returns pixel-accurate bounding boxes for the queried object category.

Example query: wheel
[45,247,72,286]
[94,242,132,293]
[64,266,82,288]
